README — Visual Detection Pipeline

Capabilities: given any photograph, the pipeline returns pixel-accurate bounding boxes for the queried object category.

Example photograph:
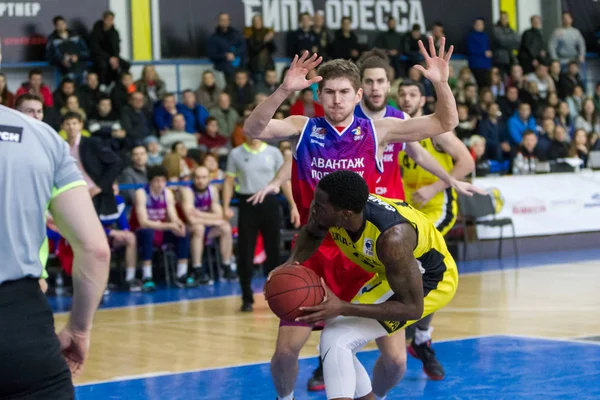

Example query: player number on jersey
[401,154,418,170]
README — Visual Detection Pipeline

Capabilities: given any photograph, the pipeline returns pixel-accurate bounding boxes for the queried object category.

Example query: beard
[363,96,387,113]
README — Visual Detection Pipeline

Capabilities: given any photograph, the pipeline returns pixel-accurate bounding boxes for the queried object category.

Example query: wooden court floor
[53,257,600,385]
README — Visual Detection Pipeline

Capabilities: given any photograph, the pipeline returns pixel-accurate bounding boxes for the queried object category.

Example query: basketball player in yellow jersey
[285,170,458,400]
[396,79,474,380]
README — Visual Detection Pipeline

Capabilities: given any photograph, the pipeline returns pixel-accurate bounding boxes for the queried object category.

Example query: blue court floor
[76,335,600,399]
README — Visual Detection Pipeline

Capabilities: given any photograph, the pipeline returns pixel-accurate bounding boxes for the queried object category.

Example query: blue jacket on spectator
[467,29,492,70]
[508,111,537,145]
[153,105,175,132]
[177,103,209,134]
[207,26,247,78]
[477,117,508,161]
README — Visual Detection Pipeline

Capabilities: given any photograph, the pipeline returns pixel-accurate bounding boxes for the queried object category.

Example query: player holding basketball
[289,170,458,400]
[244,37,459,400]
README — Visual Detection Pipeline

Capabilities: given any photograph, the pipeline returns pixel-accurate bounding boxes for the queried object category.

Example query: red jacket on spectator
[16,84,53,107]
[289,99,324,117]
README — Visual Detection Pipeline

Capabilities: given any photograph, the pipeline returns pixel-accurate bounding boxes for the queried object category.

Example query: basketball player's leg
[109,229,139,289]
[271,324,313,400]
[371,332,408,398]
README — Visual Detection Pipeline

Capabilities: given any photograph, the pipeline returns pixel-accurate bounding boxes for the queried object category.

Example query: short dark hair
[62,111,83,123]
[15,93,43,109]
[147,165,168,181]
[522,129,536,138]
[182,89,194,96]
[299,12,310,21]
[412,24,421,31]
[60,78,75,88]
[464,82,477,91]
[341,16,352,24]
[53,15,65,25]
[103,10,115,18]
[205,116,218,126]
[98,94,111,103]
[399,79,425,96]
[317,171,369,213]
[358,49,390,79]
[28,69,43,78]
[317,59,361,92]
[568,60,579,68]
[433,21,444,28]
[171,141,184,152]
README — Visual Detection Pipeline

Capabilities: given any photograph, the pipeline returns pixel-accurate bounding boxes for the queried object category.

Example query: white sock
[414,326,434,345]
[177,263,188,278]
[142,265,152,279]
[375,395,387,400]
[193,264,202,270]
[125,267,136,281]
[278,393,294,400]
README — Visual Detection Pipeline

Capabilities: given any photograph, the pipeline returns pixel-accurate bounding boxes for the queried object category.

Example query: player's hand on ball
[297,278,344,324]
[281,51,323,92]
[414,36,453,85]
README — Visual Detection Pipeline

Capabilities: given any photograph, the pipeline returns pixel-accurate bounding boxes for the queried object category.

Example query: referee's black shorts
[0,278,74,400]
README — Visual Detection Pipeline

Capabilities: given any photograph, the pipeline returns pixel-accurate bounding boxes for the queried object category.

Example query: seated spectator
[196,70,222,109]
[144,136,163,166]
[477,88,495,117]
[457,83,479,117]
[160,113,198,150]
[209,93,240,139]
[569,128,590,167]
[540,105,557,126]
[536,118,556,156]
[177,89,209,135]
[407,66,434,106]
[547,125,570,160]
[154,93,178,135]
[121,91,155,149]
[454,67,476,95]
[513,130,542,174]
[525,63,555,99]
[594,83,600,114]
[0,73,15,108]
[227,69,255,114]
[111,72,136,113]
[90,11,130,86]
[60,94,87,122]
[88,96,125,149]
[78,72,102,116]
[255,69,279,96]
[162,148,190,182]
[53,78,76,111]
[180,165,236,284]
[567,86,585,119]
[455,103,477,142]
[477,103,509,160]
[508,103,537,145]
[98,182,141,292]
[546,92,559,109]
[497,86,520,121]
[16,69,53,107]
[45,15,89,82]
[135,65,166,106]
[199,116,229,155]
[119,145,149,205]
[506,64,526,90]
[556,101,574,138]
[520,81,543,117]
[489,67,506,98]
[202,152,225,191]
[549,60,561,91]
[290,88,325,118]
[469,135,490,176]
[129,166,193,290]
[575,98,600,135]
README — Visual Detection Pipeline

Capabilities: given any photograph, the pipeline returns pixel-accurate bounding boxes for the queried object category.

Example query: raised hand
[413,36,454,85]
[281,51,323,92]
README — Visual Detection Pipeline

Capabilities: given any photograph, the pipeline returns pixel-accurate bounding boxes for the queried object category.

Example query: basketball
[264,265,325,322]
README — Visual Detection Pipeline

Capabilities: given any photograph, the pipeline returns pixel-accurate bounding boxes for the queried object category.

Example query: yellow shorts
[408,188,458,237]
[351,256,459,335]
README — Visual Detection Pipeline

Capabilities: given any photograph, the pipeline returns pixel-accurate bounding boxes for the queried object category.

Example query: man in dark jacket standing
[492,12,520,76]
[374,17,403,77]
[46,16,89,83]
[207,13,247,84]
[519,15,547,74]
[90,11,130,87]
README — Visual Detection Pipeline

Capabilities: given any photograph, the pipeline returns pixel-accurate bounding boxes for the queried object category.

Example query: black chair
[457,192,518,260]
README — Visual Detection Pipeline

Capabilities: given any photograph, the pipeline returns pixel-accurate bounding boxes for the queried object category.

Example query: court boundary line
[57,258,600,316]
[497,333,600,347]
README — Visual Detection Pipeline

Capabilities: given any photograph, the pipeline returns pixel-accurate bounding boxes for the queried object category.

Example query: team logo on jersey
[0,125,23,143]
[363,238,374,257]
[310,139,325,147]
[310,126,326,140]
[351,126,364,141]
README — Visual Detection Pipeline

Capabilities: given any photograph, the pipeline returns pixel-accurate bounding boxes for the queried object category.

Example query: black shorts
[0,278,74,400]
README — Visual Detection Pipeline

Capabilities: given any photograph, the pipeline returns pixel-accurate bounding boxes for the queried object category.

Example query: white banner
[473,171,600,239]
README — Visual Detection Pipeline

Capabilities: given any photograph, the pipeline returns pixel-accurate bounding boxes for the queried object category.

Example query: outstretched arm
[244,51,322,140]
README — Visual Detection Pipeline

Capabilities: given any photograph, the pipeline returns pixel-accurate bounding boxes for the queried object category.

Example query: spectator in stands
[478,102,509,160]
[181,165,236,285]
[16,69,53,107]
[536,118,555,156]
[209,93,239,139]
[506,64,526,90]
[58,110,91,141]
[135,65,166,107]
[160,113,198,150]
[121,91,155,148]
[519,15,547,74]
[79,72,102,115]
[513,130,541,174]
[88,95,124,140]
[547,92,560,109]
[558,61,584,99]
[575,98,600,135]
[162,149,190,182]
[111,72,135,113]
[154,93,178,134]
[254,69,279,96]
[526,63,555,100]
[407,66,434,106]
[198,116,229,155]
[428,21,445,49]
[549,60,561,92]
[455,103,477,142]
[90,10,130,86]
[520,81,543,117]
[492,11,519,76]
[232,105,253,148]
[196,70,222,109]
[290,88,324,118]
[557,100,574,137]
[489,67,506,98]
[540,105,557,129]
[330,16,360,61]
[467,18,493,87]
[478,88,495,117]
[594,83,600,113]
[457,83,479,117]
[60,94,87,122]
[375,16,403,77]
[0,73,14,108]
[403,24,425,69]
[208,13,247,84]
[119,145,148,205]
[52,78,76,111]
[567,85,585,119]
[508,103,537,145]
[226,70,255,115]
[287,12,318,58]
[63,111,121,214]
[245,15,276,84]
[144,136,163,166]
[202,152,225,191]
[313,10,332,59]
[469,135,490,176]
[454,67,476,95]
[547,125,570,160]
[569,128,590,166]
[177,89,209,135]
[548,12,586,64]
[46,15,89,83]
